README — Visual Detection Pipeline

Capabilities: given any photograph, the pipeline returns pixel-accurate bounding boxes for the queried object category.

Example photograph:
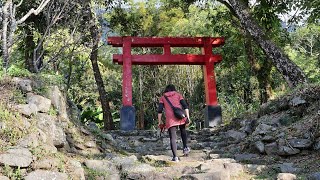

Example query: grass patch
[11,88,26,104]
[0,103,34,145]
[84,167,109,180]
[48,107,58,116]
[1,165,23,180]
[253,166,278,179]
[279,114,301,126]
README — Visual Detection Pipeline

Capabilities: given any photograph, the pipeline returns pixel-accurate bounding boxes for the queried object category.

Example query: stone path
[107,130,258,180]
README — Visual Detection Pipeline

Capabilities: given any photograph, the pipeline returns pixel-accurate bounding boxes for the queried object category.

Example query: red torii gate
[108,36,225,130]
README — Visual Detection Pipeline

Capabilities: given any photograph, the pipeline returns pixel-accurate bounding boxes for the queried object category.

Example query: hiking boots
[171,157,179,162]
[183,147,190,156]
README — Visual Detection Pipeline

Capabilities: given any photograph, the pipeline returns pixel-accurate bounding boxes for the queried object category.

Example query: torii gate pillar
[203,38,222,128]
[108,36,224,130]
[120,37,135,130]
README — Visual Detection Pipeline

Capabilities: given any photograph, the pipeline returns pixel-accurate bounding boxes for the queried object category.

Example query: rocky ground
[0,76,319,180]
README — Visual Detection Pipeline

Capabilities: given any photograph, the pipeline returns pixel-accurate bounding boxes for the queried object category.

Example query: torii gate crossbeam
[108,36,225,130]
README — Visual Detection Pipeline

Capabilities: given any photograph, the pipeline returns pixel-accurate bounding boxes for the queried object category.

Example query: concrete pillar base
[120,106,136,131]
[204,105,222,128]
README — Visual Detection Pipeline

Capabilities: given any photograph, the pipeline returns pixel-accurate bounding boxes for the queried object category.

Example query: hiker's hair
[164,84,176,93]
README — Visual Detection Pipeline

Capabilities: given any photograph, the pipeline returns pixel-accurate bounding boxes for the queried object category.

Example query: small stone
[25,170,68,180]
[313,138,320,151]
[262,135,276,142]
[253,124,273,135]
[182,166,197,174]
[278,163,298,173]
[290,97,306,107]
[277,173,297,180]
[254,141,265,154]
[265,142,278,155]
[235,154,259,162]
[80,127,90,135]
[102,133,115,143]
[288,139,313,149]
[309,172,320,180]
[277,146,300,156]
[84,141,97,148]
[226,130,247,142]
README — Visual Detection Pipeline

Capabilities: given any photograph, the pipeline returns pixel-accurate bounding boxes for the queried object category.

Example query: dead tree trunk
[218,0,308,88]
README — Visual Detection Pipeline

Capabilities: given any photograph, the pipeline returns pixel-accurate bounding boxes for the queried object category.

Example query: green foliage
[48,107,58,116]
[279,114,300,126]
[81,107,103,125]
[219,93,260,123]
[7,65,31,77]
[286,23,320,83]
[3,0,319,130]
[1,165,23,180]
[254,165,280,179]
[31,74,64,96]
[84,167,109,180]
[12,89,26,104]
[0,69,4,80]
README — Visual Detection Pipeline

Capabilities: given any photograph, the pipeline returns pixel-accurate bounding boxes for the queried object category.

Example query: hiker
[157,84,191,162]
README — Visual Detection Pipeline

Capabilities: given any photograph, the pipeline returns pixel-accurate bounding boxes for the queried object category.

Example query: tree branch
[216,0,238,17]
[16,0,51,24]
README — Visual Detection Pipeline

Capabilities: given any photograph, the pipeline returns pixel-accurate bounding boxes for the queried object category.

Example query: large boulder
[0,148,33,168]
[288,139,313,149]
[180,171,231,180]
[36,113,67,148]
[68,160,85,180]
[24,170,68,180]
[32,158,59,170]
[15,104,38,116]
[27,93,51,113]
[48,86,68,120]
[12,77,32,92]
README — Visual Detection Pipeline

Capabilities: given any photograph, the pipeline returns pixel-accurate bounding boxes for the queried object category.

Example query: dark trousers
[168,124,188,158]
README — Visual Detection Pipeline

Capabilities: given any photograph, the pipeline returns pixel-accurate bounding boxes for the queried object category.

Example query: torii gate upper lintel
[108,36,225,131]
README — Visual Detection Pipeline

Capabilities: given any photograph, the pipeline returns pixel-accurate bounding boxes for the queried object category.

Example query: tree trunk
[2,0,50,70]
[218,0,308,88]
[257,60,272,104]
[89,27,115,130]
[24,26,37,72]
[243,35,255,104]
[2,1,10,70]
[86,2,114,130]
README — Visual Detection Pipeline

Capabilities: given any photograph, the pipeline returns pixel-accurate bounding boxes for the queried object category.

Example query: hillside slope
[0,76,319,180]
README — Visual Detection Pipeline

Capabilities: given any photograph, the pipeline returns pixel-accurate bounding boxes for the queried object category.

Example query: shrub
[7,65,31,77]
